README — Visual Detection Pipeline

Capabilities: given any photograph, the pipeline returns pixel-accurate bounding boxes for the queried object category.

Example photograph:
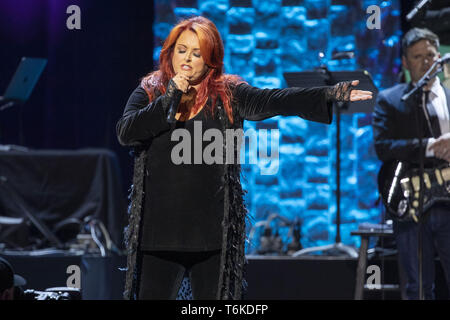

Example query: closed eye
[177,50,201,58]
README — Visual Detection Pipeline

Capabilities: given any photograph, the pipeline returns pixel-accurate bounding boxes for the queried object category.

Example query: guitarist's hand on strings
[429,132,450,162]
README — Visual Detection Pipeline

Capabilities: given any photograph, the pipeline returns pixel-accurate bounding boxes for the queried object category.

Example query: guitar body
[378,161,450,222]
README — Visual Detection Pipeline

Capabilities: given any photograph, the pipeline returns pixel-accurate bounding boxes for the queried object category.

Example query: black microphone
[406,0,432,22]
[166,85,183,124]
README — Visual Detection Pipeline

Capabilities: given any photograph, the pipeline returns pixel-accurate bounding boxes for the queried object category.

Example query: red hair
[140,16,244,123]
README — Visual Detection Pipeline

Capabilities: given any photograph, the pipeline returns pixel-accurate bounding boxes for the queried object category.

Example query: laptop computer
[0,57,47,148]
[1,57,47,104]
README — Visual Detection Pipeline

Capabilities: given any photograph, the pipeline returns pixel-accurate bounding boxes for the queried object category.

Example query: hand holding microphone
[171,71,192,93]
[166,71,193,123]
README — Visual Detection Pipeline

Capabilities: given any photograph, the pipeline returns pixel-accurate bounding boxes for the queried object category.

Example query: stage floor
[2,252,447,300]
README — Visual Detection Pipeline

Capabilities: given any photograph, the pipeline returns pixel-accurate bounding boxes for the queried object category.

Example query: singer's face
[172,30,209,85]
[402,39,440,83]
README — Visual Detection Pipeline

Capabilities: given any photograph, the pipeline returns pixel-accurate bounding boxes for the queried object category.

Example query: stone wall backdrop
[153,0,401,253]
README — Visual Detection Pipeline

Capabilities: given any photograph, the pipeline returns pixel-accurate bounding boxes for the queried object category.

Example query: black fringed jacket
[116,81,333,300]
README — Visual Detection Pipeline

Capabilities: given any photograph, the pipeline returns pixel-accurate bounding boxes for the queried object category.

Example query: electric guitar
[378,161,450,222]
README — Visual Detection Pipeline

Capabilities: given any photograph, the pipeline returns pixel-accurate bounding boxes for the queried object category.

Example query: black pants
[137,250,221,300]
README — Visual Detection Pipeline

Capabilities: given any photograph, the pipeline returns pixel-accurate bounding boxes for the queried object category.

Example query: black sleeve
[116,86,171,146]
[232,83,333,123]
[372,91,430,164]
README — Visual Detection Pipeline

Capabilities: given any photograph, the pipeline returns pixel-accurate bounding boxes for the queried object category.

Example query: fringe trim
[123,150,147,300]
[216,103,249,300]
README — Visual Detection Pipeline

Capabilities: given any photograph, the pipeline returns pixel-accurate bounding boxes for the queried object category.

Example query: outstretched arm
[233,80,372,123]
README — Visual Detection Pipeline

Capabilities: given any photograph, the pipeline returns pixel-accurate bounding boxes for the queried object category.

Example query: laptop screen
[3,57,47,102]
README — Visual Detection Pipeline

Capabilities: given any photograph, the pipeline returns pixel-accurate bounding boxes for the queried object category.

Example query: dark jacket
[116,81,333,300]
[372,82,450,166]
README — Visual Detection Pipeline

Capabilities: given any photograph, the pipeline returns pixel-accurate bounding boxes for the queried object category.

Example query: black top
[143,105,225,251]
[117,82,333,251]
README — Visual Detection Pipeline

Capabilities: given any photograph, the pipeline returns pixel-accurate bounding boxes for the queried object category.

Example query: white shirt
[424,78,449,157]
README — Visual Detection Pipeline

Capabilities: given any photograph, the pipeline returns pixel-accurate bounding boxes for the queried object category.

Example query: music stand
[284,68,378,257]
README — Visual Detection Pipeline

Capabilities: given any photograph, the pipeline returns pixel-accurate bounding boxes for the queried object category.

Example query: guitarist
[373,28,450,299]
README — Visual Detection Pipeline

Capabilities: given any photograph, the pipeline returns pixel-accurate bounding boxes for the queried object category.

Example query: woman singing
[116,16,372,300]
